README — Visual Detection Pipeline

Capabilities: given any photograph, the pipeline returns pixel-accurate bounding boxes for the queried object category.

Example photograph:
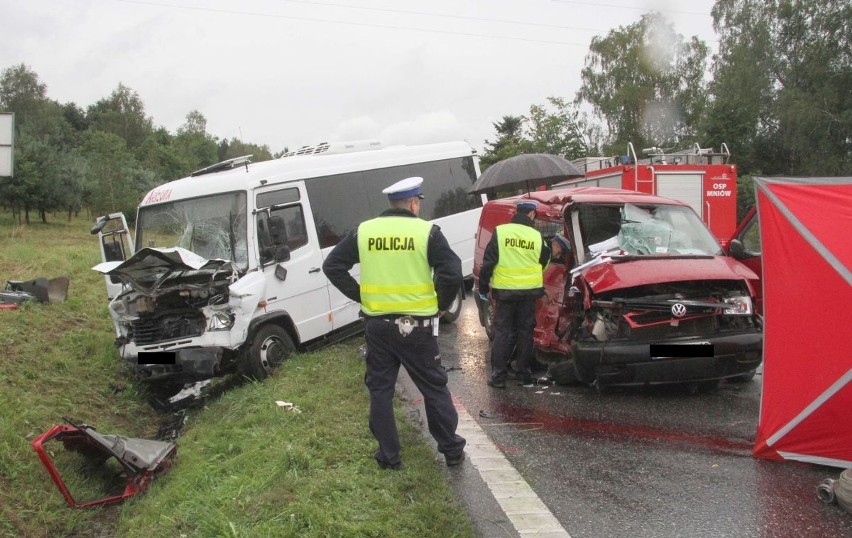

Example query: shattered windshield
[136,192,248,270]
[580,203,722,257]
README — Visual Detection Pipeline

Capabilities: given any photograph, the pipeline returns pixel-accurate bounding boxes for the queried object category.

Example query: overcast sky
[3,0,718,155]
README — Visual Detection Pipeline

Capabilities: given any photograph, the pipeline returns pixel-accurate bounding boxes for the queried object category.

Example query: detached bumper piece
[1,276,70,309]
[31,419,176,508]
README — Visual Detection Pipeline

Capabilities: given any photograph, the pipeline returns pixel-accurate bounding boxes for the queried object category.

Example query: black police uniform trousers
[490,295,538,382]
[364,317,466,467]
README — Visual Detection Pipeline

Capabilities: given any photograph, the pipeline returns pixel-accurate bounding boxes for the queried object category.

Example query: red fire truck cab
[565,143,738,242]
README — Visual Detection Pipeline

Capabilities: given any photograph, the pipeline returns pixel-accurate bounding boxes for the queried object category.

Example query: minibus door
[91,213,135,300]
[256,190,333,342]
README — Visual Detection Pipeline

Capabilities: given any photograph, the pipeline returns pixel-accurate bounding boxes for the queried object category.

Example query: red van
[472,187,763,388]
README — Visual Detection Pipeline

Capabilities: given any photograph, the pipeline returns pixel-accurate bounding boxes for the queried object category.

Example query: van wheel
[240,324,295,380]
[463,277,474,292]
[532,349,561,373]
[548,359,580,385]
[484,299,495,340]
[441,288,464,323]
[572,359,595,385]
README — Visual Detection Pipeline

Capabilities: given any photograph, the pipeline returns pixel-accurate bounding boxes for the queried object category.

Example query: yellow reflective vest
[357,216,438,316]
[492,223,543,290]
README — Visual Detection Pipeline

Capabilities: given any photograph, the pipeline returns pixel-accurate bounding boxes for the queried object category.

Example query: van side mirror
[728,239,746,259]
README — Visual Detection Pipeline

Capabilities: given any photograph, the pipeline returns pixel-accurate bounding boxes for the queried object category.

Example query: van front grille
[131,311,205,345]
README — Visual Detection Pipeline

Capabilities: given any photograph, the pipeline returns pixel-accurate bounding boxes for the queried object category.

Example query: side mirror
[91,218,108,235]
[728,239,746,259]
[274,264,288,282]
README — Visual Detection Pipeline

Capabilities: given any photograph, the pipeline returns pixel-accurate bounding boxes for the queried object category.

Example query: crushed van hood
[92,247,237,296]
[580,256,759,294]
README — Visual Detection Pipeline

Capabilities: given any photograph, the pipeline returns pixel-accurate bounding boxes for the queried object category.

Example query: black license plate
[138,351,176,364]
[650,343,713,359]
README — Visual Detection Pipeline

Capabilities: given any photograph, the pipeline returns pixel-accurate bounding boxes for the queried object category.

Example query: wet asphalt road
[436,300,852,537]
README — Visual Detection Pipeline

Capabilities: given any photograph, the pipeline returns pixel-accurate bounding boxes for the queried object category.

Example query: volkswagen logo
[671,303,688,318]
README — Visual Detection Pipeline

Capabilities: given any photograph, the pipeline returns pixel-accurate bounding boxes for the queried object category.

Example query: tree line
[0,70,277,224]
[479,0,850,218]
[2,0,849,224]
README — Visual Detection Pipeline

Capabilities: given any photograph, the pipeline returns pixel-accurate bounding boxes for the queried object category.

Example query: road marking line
[455,404,572,537]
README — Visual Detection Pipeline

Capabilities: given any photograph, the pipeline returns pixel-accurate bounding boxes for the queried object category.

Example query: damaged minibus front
[92,186,292,392]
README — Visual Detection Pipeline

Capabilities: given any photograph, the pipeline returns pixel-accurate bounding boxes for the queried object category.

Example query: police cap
[516,200,537,212]
[553,234,571,251]
[383,176,425,200]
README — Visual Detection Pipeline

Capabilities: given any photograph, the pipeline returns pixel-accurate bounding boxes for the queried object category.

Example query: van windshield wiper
[610,253,715,263]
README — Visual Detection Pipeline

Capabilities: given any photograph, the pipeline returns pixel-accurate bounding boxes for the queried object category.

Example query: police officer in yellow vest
[478,199,550,388]
[322,176,466,470]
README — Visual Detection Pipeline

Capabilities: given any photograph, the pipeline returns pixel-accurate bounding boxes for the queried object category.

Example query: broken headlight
[723,295,753,315]
[208,308,235,331]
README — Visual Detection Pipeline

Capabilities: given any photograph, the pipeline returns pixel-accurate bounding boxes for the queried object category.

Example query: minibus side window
[256,187,307,265]
[257,204,308,265]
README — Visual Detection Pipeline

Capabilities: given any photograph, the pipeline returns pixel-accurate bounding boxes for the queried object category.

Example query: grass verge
[0,213,475,537]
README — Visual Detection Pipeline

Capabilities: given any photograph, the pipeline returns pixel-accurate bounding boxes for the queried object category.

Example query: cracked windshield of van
[137,192,249,269]
[585,203,722,257]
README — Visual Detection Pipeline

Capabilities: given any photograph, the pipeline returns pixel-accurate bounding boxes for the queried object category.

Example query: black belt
[372,315,434,328]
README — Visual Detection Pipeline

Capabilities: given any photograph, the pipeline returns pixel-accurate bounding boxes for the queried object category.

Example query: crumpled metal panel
[31,420,177,508]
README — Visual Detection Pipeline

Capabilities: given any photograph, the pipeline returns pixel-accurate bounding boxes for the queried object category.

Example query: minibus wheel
[240,324,295,380]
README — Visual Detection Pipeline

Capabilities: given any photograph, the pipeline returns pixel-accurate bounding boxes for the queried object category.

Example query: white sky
[2,0,718,155]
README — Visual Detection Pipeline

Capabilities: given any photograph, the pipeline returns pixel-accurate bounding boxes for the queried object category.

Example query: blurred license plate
[650,343,713,359]
[138,351,176,364]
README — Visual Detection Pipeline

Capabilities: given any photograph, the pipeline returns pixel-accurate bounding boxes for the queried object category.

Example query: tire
[548,359,581,385]
[484,299,495,340]
[532,349,562,373]
[441,287,464,323]
[239,324,295,380]
[572,359,595,385]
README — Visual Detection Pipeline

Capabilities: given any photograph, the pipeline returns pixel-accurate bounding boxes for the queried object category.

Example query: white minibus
[92,140,483,391]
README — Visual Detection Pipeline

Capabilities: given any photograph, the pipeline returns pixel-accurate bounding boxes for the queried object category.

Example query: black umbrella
[468,153,584,195]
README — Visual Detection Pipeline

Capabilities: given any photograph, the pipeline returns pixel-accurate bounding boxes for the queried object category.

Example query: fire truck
[563,143,737,241]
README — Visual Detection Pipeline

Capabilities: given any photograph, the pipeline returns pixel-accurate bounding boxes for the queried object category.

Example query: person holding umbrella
[478,199,550,388]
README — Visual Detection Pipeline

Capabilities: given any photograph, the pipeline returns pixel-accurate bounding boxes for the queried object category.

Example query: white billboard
[1,112,14,177]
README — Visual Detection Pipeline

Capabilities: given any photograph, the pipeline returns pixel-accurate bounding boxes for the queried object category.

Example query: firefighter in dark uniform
[322,176,466,470]
[478,199,550,388]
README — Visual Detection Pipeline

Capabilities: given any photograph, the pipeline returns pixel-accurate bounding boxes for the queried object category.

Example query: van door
[255,184,333,342]
[91,213,135,299]
[728,208,763,314]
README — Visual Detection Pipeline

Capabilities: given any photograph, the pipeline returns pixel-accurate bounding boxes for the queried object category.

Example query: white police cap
[383,176,425,200]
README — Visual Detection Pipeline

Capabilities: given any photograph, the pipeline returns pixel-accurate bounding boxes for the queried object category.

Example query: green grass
[0,213,475,538]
